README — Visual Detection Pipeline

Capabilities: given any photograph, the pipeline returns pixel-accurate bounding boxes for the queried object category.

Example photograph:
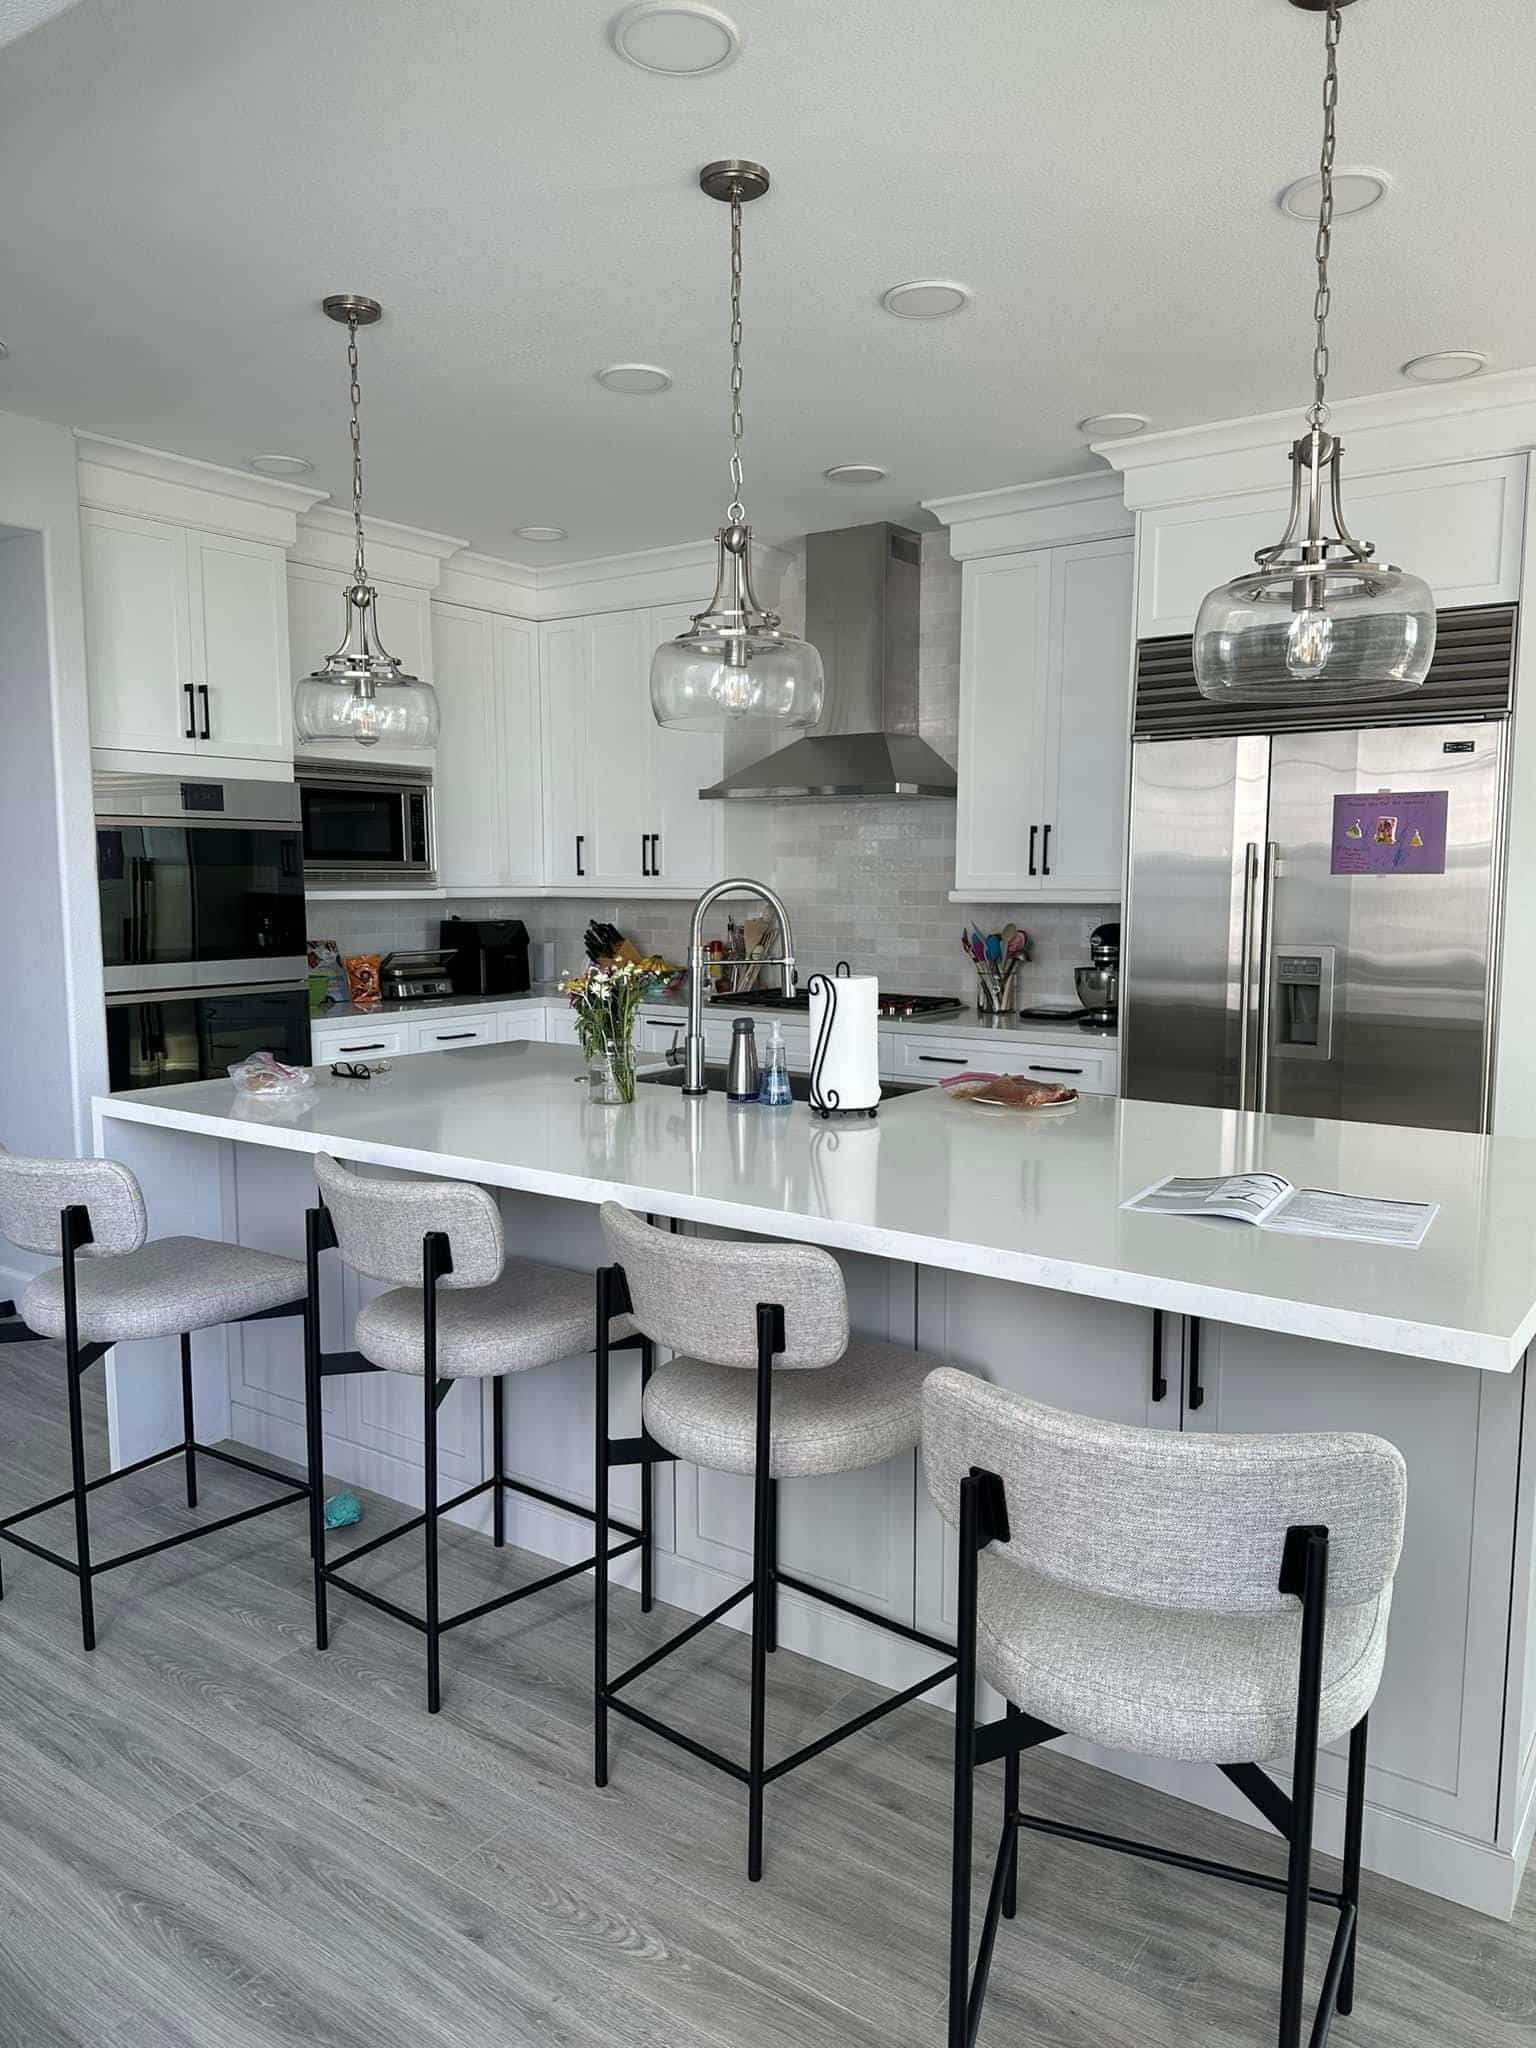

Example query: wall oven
[95,773,310,1090]
[297,762,435,887]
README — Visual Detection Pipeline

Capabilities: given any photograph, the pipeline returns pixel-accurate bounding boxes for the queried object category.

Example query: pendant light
[651,162,825,733]
[293,296,440,748]
[1193,1,1435,703]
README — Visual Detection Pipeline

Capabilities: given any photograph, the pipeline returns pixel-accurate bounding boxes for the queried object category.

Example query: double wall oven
[96,774,310,1091]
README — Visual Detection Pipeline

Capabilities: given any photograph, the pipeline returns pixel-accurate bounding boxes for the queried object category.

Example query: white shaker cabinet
[431,603,543,891]
[83,509,293,773]
[645,603,725,889]
[287,561,436,769]
[953,534,1133,901]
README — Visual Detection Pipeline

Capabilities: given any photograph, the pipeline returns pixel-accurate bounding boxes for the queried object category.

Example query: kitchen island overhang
[88,1041,1536,1921]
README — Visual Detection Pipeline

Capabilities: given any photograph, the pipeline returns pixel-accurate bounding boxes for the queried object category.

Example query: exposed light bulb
[1285,605,1334,679]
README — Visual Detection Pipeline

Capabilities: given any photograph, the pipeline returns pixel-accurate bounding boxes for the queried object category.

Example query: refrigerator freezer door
[1262,723,1502,1131]
[1122,734,1271,1109]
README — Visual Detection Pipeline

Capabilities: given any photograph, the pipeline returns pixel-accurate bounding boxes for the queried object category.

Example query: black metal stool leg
[1002,1700,1020,1920]
[594,1271,613,1788]
[421,1231,449,1716]
[1338,1715,1368,2016]
[764,1477,779,1654]
[639,1338,654,1614]
[303,1208,329,1645]
[948,1475,983,2048]
[59,1208,97,1653]
[179,1332,199,1509]
[747,1304,780,1883]
[1277,1529,1328,2048]
[492,1373,506,1548]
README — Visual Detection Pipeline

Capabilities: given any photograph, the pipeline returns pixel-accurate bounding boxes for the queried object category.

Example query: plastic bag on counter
[227,1050,315,1101]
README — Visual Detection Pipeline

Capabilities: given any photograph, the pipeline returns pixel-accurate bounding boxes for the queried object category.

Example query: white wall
[0,410,104,1288]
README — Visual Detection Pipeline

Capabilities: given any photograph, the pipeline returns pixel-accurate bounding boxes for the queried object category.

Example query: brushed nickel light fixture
[1193,0,1434,703]
[293,296,439,749]
[650,162,824,734]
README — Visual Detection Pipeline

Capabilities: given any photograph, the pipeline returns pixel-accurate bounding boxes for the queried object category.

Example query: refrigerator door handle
[1255,841,1279,1112]
[1237,842,1259,1112]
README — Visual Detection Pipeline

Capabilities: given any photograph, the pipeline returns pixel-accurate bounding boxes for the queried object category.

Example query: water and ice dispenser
[1273,947,1335,1059]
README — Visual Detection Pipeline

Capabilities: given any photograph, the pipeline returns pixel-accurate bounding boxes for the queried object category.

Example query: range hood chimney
[699,523,957,800]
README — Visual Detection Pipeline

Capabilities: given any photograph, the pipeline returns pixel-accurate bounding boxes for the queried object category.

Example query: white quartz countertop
[97,1042,1536,1372]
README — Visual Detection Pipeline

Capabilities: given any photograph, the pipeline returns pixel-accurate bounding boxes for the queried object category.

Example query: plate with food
[938,1071,1079,1116]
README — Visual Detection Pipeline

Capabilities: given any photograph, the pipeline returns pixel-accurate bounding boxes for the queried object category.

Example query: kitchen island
[94,1040,1536,1917]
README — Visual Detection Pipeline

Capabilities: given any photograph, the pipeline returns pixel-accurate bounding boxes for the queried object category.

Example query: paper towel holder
[807,966,881,1122]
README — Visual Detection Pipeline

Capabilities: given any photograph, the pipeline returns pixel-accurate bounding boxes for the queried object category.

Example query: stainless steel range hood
[700,522,957,800]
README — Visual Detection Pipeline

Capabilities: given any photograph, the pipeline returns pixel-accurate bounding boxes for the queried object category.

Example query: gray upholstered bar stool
[304,1154,647,1713]
[0,1152,309,1648]
[594,1200,956,1883]
[924,1368,1407,2048]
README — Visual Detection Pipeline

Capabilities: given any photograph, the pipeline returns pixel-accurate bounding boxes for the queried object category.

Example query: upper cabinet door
[187,531,291,761]
[586,610,656,890]
[953,551,1051,895]
[1039,537,1133,897]
[82,509,196,755]
[431,603,504,890]
[1138,453,1526,640]
[539,617,597,884]
[288,562,437,766]
[494,616,543,888]
[646,603,723,889]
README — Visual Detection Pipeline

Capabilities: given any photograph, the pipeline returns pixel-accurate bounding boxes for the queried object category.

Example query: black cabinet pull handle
[435,1031,476,1041]
[650,832,661,875]
[1025,1063,1083,1076]
[197,683,211,739]
[1187,1317,1205,1412]
[640,834,650,878]
[918,1053,967,1065]
[183,684,197,740]
[1041,823,1051,876]
[575,834,585,878]
[1151,1307,1167,1404]
[1028,824,1038,877]
[338,1041,386,1053]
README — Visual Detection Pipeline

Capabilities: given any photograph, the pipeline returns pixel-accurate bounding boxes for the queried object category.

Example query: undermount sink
[636,1062,919,1103]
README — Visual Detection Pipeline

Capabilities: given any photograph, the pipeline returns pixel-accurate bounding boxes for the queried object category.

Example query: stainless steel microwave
[297,762,435,886]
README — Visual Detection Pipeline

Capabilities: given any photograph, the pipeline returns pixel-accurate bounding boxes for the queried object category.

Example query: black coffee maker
[439,917,531,997]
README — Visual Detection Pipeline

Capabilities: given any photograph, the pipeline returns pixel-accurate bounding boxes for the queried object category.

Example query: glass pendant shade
[1193,558,1436,702]
[293,582,440,747]
[651,522,824,733]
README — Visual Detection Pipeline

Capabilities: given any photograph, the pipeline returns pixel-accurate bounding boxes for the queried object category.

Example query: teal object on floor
[324,1490,362,1530]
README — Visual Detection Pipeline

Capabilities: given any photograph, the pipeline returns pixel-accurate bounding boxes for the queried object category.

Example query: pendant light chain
[727,189,746,524]
[346,314,369,587]
[1307,0,1341,429]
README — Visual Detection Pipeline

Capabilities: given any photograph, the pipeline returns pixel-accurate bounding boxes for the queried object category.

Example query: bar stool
[304,1153,648,1712]
[594,1200,957,1882]
[923,1367,1407,2048]
[0,1151,309,1648]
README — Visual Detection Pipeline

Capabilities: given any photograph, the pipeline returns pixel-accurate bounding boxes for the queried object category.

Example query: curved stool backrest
[922,1366,1405,1615]
[315,1153,503,1290]
[0,1149,147,1258]
[600,1201,847,1369]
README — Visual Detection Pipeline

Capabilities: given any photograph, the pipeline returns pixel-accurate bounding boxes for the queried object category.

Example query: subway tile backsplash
[308,532,1117,1007]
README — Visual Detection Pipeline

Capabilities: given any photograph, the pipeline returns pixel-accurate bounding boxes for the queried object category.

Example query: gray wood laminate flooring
[0,1336,1531,2048]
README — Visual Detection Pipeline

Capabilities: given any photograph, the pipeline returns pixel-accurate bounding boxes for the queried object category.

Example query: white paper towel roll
[807,973,881,1115]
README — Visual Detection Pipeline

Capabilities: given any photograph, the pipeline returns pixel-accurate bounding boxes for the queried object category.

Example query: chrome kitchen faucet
[681,879,796,1095]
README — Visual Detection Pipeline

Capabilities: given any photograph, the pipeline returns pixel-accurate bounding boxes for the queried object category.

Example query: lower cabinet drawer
[887,1034,1118,1094]
[498,1008,548,1043]
[407,1013,502,1052]
[311,1022,411,1063]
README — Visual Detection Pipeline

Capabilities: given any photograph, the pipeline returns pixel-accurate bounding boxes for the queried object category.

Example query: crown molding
[290,504,470,587]
[75,431,326,545]
[1097,366,1536,510]
[922,468,1130,559]
[435,550,542,615]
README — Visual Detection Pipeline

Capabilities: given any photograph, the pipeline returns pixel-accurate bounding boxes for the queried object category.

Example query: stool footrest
[763,1658,956,1785]
[609,1583,753,1696]
[328,1533,642,1635]
[1014,1810,1346,1909]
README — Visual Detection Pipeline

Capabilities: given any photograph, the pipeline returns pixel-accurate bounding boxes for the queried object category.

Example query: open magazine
[1122,1172,1437,1249]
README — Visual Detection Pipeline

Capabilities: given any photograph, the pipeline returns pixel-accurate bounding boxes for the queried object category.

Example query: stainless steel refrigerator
[1121,607,1516,1133]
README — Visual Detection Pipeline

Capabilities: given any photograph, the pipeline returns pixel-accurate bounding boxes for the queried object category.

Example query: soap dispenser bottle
[758,1020,792,1107]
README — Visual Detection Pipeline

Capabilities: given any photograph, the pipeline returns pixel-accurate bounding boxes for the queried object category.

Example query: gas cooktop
[710,986,964,1021]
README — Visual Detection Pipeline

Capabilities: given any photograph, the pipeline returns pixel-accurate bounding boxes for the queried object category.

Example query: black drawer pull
[918,1054,967,1065]
[1026,1063,1083,1076]
[1151,1307,1167,1404]
[1187,1317,1205,1412]
[337,1041,386,1053]
[435,1031,477,1041]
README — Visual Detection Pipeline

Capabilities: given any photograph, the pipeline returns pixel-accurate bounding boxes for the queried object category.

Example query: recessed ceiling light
[1078,413,1149,439]
[1277,166,1390,219]
[824,463,887,484]
[514,525,568,542]
[880,280,970,321]
[595,362,674,394]
[1401,350,1488,384]
[610,2,739,74]
[247,453,313,477]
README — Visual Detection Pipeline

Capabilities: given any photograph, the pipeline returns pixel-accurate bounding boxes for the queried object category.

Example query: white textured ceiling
[0,0,1531,563]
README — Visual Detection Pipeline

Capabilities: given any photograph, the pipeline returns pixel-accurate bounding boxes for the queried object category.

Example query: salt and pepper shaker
[726,1016,760,1102]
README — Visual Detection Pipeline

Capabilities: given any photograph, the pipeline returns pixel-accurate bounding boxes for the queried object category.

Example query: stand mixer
[1073,921,1119,1027]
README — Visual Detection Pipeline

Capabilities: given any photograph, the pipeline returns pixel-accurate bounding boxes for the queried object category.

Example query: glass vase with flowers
[560,957,672,1105]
